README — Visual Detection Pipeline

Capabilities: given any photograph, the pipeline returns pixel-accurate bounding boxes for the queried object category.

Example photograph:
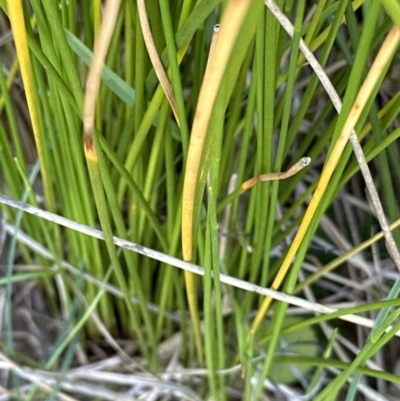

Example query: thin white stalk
[0,353,78,401]
[3,223,181,324]
[1,194,399,336]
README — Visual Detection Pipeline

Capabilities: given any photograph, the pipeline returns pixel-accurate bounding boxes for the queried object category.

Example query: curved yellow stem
[181,0,252,364]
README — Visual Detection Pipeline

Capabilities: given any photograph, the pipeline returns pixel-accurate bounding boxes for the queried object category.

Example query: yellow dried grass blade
[137,0,179,124]
[182,0,252,260]
[181,0,252,364]
[6,0,54,211]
